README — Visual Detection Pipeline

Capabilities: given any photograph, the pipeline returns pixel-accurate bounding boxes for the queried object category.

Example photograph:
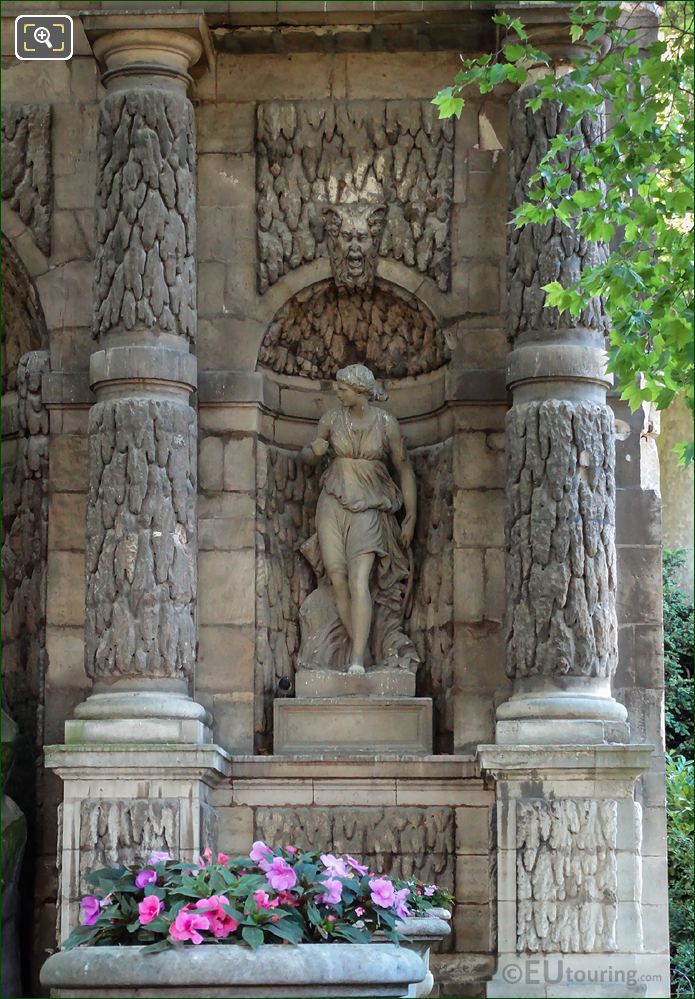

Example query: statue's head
[323,203,387,292]
[336,363,388,402]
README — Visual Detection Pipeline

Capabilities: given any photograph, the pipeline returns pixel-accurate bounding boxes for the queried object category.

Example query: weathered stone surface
[1,104,53,256]
[1,235,49,392]
[409,442,454,751]
[256,806,455,890]
[85,399,197,680]
[508,83,608,339]
[259,279,447,380]
[516,799,618,954]
[94,90,196,340]
[256,100,454,292]
[78,799,179,893]
[506,400,617,679]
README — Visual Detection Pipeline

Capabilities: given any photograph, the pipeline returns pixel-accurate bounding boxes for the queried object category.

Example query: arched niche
[253,276,454,755]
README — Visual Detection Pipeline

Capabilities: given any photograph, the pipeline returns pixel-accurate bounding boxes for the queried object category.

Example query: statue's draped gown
[298,405,420,673]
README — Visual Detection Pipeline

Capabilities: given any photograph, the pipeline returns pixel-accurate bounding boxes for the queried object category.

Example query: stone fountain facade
[1,3,669,996]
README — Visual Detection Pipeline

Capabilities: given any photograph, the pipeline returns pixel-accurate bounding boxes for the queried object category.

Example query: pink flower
[135,869,157,889]
[169,907,210,944]
[148,851,171,864]
[194,895,238,938]
[369,877,395,909]
[355,906,365,917]
[138,896,163,925]
[318,877,343,905]
[285,845,297,854]
[320,853,350,878]
[81,896,101,926]
[327,915,337,922]
[217,852,230,864]
[250,841,273,864]
[424,885,437,897]
[253,890,279,910]
[346,855,368,876]
[265,857,298,892]
[393,887,410,920]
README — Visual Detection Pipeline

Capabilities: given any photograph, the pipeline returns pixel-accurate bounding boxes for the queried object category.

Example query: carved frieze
[258,279,448,381]
[506,400,617,679]
[256,100,454,293]
[85,398,197,680]
[1,104,52,256]
[256,806,455,890]
[94,91,197,340]
[78,799,179,892]
[516,799,618,953]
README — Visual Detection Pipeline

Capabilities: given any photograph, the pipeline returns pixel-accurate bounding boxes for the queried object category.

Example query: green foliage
[666,753,694,997]
[662,552,694,997]
[663,550,694,756]
[433,3,694,463]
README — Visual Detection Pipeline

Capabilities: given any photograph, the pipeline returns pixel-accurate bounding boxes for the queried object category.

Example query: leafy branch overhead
[434,2,694,464]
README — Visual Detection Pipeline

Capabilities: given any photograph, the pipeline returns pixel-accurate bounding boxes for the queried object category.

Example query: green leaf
[504,43,525,62]
[264,920,305,944]
[242,926,265,951]
[140,939,172,955]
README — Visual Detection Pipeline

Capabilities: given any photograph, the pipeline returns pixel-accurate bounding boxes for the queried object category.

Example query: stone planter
[41,914,451,998]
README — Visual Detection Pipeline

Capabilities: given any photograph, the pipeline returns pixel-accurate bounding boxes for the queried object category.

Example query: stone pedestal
[45,744,230,940]
[294,668,416,698]
[478,745,669,999]
[274,697,433,754]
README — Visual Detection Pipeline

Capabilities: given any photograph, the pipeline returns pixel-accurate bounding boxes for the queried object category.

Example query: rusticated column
[495,75,628,745]
[66,20,211,744]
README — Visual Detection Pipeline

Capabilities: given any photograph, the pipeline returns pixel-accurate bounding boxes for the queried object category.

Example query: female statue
[298,363,420,675]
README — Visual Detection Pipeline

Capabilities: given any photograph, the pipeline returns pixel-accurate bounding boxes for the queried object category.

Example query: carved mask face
[324,203,387,292]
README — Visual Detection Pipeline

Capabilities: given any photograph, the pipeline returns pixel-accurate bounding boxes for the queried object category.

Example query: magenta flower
[250,841,273,864]
[135,869,157,889]
[393,887,411,920]
[147,851,171,864]
[81,896,101,926]
[285,844,298,854]
[355,906,365,917]
[217,852,230,864]
[253,890,279,910]
[424,884,437,897]
[320,853,350,878]
[369,876,395,909]
[346,855,368,876]
[138,896,163,925]
[169,907,210,944]
[265,857,298,892]
[194,895,238,938]
[318,876,343,905]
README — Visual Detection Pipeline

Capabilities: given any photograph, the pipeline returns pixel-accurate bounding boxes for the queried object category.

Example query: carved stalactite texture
[256,806,455,890]
[94,90,196,340]
[85,399,197,681]
[1,235,48,393]
[258,279,448,380]
[506,400,617,680]
[256,100,454,292]
[78,799,179,893]
[255,444,320,749]
[1,351,49,815]
[409,441,454,751]
[1,104,52,256]
[516,799,618,953]
[508,83,608,339]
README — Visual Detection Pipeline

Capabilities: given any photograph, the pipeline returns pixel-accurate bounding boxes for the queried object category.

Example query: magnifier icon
[33,26,52,48]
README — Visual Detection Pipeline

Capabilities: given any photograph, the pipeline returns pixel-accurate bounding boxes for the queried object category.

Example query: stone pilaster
[66,16,212,744]
[496,64,628,745]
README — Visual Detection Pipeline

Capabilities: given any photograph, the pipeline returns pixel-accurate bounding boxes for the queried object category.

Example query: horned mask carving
[323,203,387,292]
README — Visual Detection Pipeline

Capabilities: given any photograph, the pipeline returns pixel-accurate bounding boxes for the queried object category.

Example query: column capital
[82,13,214,90]
[494,2,601,69]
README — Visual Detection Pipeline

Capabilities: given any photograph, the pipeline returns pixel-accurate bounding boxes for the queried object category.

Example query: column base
[495,679,629,745]
[65,690,212,745]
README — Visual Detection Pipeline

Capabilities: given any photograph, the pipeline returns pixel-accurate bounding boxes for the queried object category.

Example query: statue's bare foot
[347,662,366,675]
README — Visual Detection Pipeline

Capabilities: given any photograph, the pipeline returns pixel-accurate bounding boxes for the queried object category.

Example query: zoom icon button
[15,15,73,61]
